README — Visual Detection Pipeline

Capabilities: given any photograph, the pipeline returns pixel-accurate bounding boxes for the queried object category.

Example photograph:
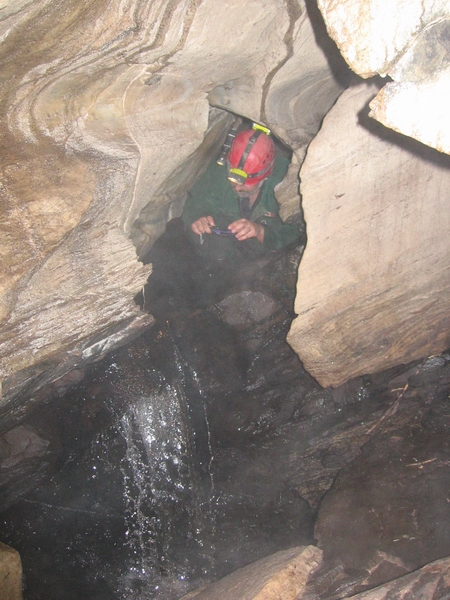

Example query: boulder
[318,0,450,154]
[288,81,450,387]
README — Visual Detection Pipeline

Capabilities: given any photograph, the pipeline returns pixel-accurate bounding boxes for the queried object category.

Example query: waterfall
[116,362,215,597]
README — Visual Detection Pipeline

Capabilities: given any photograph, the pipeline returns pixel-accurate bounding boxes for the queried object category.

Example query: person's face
[230,179,264,198]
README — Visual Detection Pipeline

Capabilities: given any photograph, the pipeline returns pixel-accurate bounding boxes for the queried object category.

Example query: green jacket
[182,155,300,257]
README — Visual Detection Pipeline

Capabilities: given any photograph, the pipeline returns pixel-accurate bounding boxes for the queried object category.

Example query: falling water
[117,382,215,598]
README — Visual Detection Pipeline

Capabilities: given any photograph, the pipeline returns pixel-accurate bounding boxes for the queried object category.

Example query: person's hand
[228,219,265,243]
[191,216,215,235]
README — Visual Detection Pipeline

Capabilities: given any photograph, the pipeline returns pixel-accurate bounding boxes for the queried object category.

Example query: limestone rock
[318,0,450,154]
[180,545,322,600]
[369,56,450,155]
[208,1,350,152]
[0,542,23,600]
[288,81,450,387]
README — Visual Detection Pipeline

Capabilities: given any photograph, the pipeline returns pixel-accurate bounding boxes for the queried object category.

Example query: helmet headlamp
[216,129,237,166]
[252,123,271,136]
[227,168,248,185]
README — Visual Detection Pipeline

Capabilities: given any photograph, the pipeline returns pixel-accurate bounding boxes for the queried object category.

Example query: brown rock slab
[180,545,322,600]
[346,555,450,599]
[303,551,411,599]
[0,542,23,600]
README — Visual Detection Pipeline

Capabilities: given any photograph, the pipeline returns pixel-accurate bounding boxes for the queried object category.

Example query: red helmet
[227,129,275,185]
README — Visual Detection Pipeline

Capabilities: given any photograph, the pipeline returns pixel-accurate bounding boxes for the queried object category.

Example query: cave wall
[0,0,347,419]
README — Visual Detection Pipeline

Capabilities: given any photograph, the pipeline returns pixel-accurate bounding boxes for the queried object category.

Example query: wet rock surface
[0,223,449,599]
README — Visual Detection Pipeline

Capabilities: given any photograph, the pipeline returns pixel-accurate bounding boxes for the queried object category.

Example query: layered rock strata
[0,0,347,414]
